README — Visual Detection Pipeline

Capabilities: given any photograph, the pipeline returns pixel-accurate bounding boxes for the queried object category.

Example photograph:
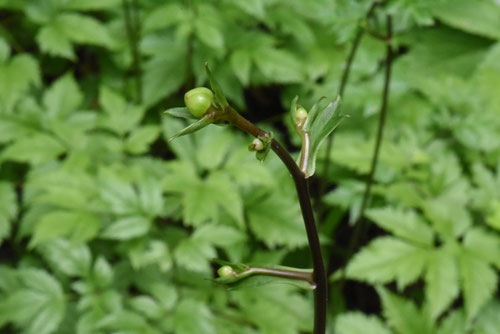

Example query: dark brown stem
[348,15,393,257]
[320,1,379,197]
[226,107,328,334]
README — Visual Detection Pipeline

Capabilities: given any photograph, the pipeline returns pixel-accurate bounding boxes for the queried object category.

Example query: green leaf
[346,237,428,290]
[437,310,466,334]
[167,116,213,142]
[43,73,83,118]
[474,300,500,334]
[1,133,65,165]
[377,286,434,334]
[64,0,121,10]
[128,239,172,272]
[93,256,113,288]
[424,247,460,320]
[173,299,216,334]
[0,269,65,334]
[101,216,150,240]
[0,182,16,243]
[253,48,304,83]
[230,50,252,85]
[205,63,229,107]
[247,191,307,249]
[125,125,160,154]
[56,13,115,48]
[36,24,75,59]
[0,37,10,61]
[195,20,224,52]
[31,210,101,246]
[163,107,197,120]
[143,3,187,33]
[98,86,145,135]
[459,249,497,322]
[463,227,500,270]
[366,207,434,246]
[431,0,500,40]
[302,97,344,177]
[38,238,91,277]
[334,312,392,334]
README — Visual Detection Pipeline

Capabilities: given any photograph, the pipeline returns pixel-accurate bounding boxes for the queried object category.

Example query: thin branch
[348,15,393,256]
[233,266,315,287]
[226,107,328,334]
[319,1,379,197]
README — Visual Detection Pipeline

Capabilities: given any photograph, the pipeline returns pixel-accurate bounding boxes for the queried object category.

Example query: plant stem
[234,266,315,287]
[320,1,379,197]
[122,0,142,103]
[348,15,393,255]
[226,107,328,334]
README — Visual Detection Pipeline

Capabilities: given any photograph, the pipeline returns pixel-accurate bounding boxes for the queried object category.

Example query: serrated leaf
[463,227,500,270]
[125,125,160,154]
[230,50,251,85]
[424,247,460,320]
[101,216,150,240]
[31,210,100,246]
[43,73,83,118]
[253,48,304,83]
[38,238,91,277]
[377,286,434,334]
[143,3,187,33]
[366,207,434,246]
[195,20,224,52]
[334,312,392,334]
[459,249,497,322]
[474,300,500,334]
[56,13,115,48]
[64,0,121,10]
[173,299,216,334]
[36,24,75,59]
[437,310,466,334]
[247,192,307,248]
[0,182,16,243]
[346,237,428,290]
[0,269,65,334]
[1,133,65,165]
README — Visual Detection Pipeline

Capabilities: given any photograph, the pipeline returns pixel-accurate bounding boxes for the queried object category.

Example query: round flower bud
[217,265,236,278]
[295,106,308,124]
[184,87,214,117]
[250,138,264,151]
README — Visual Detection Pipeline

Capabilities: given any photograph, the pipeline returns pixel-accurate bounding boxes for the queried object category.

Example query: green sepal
[301,96,344,178]
[205,62,229,108]
[289,95,299,123]
[163,107,198,120]
[167,115,213,142]
[213,259,314,291]
[255,133,273,162]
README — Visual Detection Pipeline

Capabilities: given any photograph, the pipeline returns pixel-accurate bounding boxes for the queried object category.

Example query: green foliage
[1,0,500,333]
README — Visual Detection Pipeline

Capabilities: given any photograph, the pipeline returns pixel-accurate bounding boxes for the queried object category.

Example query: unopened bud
[249,138,264,151]
[217,265,236,277]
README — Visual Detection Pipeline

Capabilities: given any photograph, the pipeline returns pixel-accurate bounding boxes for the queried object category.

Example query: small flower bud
[295,106,308,125]
[184,87,214,117]
[249,138,264,151]
[217,265,236,277]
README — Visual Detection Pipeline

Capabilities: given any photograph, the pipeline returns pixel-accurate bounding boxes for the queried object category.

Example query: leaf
[56,12,115,48]
[195,20,224,52]
[43,73,83,118]
[473,300,500,334]
[247,192,308,249]
[143,3,187,33]
[459,249,497,322]
[167,116,213,142]
[431,0,500,40]
[253,48,304,83]
[205,63,229,107]
[424,247,460,320]
[38,238,91,277]
[64,0,121,10]
[101,216,150,240]
[173,299,216,334]
[0,269,65,334]
[128,239,172,272]
[377,286,434,334]
[36,24,75,59]
[437,310,466,334]
[1,133,65,165]
[174,236,216,272]
[346,236,428,290]
[230,49,252,85]
[98,86,145,135]
[463,227,500,270]
[366,207,434,246]
[31,210,101,246]
[0,182,16,243]
[125,125,160,154]
[163,107,197,120]
[334,312,392,334]
[302,97,344,177]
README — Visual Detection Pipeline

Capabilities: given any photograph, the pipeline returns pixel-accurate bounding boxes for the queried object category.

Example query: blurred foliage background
[1,0,500,333]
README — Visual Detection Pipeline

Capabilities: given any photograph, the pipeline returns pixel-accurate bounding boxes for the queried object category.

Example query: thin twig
[226,107,328,334]
[348,15,393,257]
[319,2,379,197]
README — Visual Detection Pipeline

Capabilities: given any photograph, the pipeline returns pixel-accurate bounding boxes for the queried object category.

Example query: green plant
[165,64,344,334]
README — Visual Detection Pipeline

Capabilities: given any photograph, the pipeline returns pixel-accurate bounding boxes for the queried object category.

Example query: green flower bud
[295,106,308,124]
[217,265,236,277]
[184,87,214,117]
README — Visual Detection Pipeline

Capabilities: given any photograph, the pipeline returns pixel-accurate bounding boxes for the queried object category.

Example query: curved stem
[320,1,379,197]
[349,15,393,255]
[234,266,315,287]
[226,107,328,334]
